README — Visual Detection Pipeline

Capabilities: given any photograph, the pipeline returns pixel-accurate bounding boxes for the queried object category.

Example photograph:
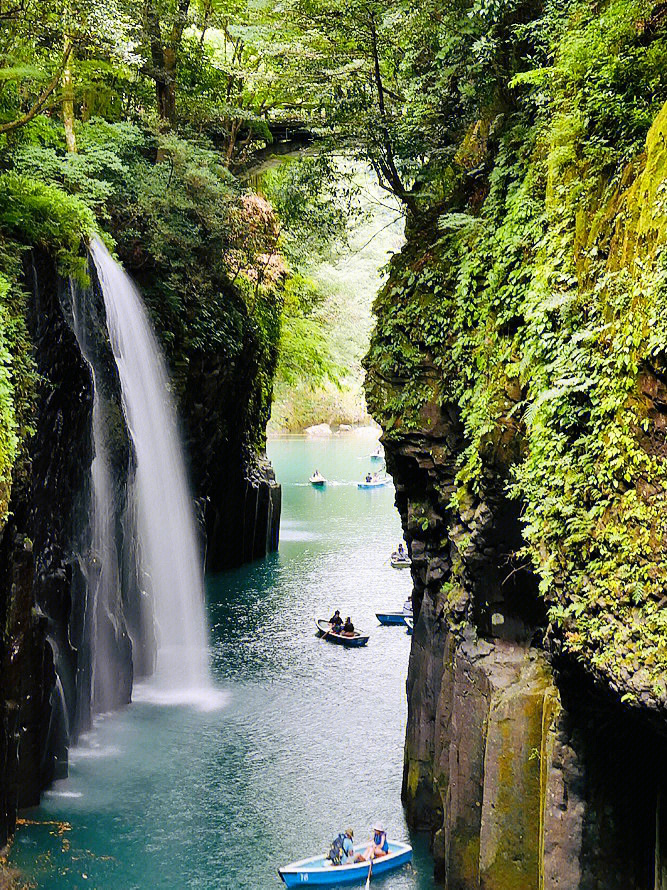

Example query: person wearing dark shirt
[342,616,354,635]
[329,610,343,629]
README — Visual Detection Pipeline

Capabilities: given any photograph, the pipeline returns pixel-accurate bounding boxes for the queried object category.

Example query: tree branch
[368,13,406,200]
[0,39,72,134]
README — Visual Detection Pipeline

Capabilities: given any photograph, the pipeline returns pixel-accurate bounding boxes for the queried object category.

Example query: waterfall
[69,279,129,718]
[90,238,211,702]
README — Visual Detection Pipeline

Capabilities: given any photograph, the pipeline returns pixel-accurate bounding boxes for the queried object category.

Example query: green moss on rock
[366,5,667,709]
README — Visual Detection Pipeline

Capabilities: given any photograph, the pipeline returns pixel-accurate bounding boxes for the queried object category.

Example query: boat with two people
[278,838,412,886]
[390,543,411,568]
[358,471,388,489]
[315,618,369,647]
[309,469,327,487]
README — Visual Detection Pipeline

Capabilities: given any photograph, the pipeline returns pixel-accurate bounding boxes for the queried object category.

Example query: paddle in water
[365,858,372,888]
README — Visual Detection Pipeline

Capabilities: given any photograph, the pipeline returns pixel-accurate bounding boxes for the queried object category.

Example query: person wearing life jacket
[327,828,354,866]
[355,822,389,861]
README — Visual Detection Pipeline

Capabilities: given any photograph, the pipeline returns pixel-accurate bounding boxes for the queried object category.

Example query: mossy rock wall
[366,80,667,889]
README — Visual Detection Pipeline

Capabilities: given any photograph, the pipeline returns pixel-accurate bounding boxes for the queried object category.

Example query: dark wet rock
[0,239,283,849]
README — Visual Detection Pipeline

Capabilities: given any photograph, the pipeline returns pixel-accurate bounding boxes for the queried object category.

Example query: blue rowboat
[315,619,369,647]
[376,612,406,626]
[278,839,412,886]
[405,617,414,635]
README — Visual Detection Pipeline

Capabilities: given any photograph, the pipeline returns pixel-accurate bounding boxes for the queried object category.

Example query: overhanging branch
[0,39,72,135]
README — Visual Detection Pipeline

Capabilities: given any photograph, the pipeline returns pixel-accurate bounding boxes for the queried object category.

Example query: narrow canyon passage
[10,434,434,889]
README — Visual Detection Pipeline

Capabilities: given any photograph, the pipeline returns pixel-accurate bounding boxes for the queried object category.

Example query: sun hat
[345,828,354,838]
[372,822,385,833]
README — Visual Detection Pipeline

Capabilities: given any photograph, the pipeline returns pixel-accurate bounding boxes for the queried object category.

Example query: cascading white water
[90,237,211,701]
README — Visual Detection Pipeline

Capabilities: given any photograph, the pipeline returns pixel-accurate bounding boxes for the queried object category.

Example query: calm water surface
[11,432,435,889]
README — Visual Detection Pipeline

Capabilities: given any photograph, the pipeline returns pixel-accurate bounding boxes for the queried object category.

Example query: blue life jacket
[374,832,388,852]
[328,833,347,865]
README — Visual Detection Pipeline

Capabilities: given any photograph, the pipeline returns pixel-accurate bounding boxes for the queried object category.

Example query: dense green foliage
[261,155,365,415]
[0,0,313,519]
[365,0,667,702]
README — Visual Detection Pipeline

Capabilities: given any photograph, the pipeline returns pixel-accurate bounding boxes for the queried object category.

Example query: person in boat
[397,543,406,558]
[327,828,355,866]
[329,609,343,630]
[342,616,355,636]
[365,473,373,483]
[355,822,389,862]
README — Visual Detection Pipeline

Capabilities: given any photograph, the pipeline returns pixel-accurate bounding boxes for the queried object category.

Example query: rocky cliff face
[380,399,667,887]
[0,240,281,853]
[0,249,98,847]
[366,89,667,889]
[177,329,281,573]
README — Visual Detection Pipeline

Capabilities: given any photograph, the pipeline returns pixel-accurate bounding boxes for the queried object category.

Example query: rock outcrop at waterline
[365,89,667,888]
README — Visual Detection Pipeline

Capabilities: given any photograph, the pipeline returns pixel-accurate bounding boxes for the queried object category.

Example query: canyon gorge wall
[366,69,667,890]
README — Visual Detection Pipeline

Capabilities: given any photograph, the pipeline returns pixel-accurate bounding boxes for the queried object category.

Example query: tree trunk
[156,47,177,125]
[62,37,76,153]
[144,0,190,129]
[368,14,414,210]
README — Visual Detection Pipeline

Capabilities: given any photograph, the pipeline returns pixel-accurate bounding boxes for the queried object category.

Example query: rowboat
[376,612,406,626]
[370,447,384,461]
[405,617,414,635]
[278,839,412,886]
[358,476,388,489]
[390,552,411,568]
[315,619,369,647]
[310,472,327,487]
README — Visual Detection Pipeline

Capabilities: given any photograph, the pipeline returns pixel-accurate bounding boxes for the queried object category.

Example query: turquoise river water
[10,432,436,890]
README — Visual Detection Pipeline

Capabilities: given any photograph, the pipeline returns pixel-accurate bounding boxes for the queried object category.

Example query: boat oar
[365,858,373,888]
[320,622,333,640]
